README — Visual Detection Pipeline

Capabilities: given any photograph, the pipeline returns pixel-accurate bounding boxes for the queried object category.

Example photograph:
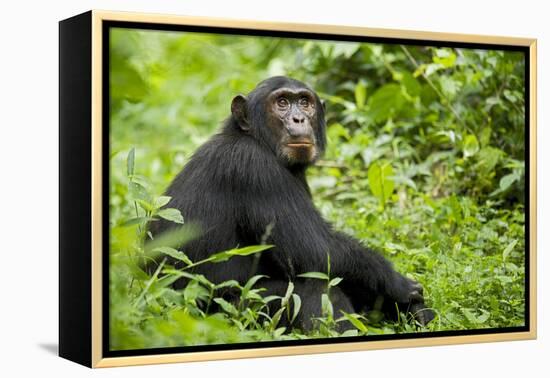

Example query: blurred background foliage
[109,28,526,350]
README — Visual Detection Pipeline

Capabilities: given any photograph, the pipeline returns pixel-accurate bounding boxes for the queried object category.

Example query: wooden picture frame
[59,10,537,368]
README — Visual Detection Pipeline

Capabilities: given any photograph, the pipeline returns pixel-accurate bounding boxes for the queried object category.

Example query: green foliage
[109,28,526,350]
[367,161,395,209]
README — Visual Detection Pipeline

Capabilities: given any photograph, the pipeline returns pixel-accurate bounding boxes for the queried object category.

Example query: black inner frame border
[102,20,531,359]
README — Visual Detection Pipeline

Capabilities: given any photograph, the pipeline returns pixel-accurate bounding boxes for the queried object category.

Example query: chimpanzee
[149,76,434,330]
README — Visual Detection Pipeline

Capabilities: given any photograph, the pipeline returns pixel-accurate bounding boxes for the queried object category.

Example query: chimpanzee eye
[277,97,289,108]
[299,97,310,107]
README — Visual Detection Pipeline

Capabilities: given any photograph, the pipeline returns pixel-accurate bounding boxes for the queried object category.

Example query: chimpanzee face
[230,77,326,167]
[266,87,319,165]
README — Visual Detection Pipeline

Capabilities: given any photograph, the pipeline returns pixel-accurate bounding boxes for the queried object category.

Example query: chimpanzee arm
[327,231,423,306]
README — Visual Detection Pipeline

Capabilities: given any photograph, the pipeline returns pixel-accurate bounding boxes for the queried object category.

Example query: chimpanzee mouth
[287,143,312,148]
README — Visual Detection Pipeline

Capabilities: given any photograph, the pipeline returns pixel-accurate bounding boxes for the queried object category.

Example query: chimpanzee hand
[394,277,434,326]
[409,302,435,326]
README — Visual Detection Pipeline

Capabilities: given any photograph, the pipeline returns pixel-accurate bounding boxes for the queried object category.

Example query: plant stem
[134,258,166,307]
[400,45,475,135]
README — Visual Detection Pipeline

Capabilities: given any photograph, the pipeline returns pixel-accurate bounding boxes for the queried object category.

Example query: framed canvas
[59,10,537,368]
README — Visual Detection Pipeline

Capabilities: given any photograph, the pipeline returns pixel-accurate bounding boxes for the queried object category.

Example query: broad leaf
[367,84,405,122]
[463,134,480,158]
[157,208,184,224]
[152,246,193,266]
[367,161,395,207]
[154,196,171,209]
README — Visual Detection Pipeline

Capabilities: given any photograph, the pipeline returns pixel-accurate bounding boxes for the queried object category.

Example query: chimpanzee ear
[231,94,249,131]
[321,99,326,112]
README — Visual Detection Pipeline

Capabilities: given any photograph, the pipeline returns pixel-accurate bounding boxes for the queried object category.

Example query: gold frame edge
[528,40,537,339]
[89,9,538,368]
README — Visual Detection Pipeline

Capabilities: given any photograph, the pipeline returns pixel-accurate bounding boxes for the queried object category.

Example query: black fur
[149,76,434,330]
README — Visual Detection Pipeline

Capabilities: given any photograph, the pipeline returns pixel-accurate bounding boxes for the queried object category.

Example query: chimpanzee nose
[292,115,305,124]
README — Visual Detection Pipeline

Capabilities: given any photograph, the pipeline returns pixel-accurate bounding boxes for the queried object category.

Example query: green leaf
[477,311,490,324]
[461,308,488,325]
[433,49,456,68]
[367,84,405,122]
[439,76,461,99]
[157,208,184,224]
[332,42,360,58]
[213,298,238,316]
[128,174,151,188]
[392,175,418,191]
[207,252,232,263]
[342,312,368,333]
[503,89,519,103]
[154,274,181,289]
[502,239,518,262]
[214,280,239,290]
[328,277,343,287]
[209,245,274,263]
[354,80,367,109]
[128,181,150,202]
[340,329,359,337]
[152,246,193,265]
[327,123,351,141]
[321,293,333,317]
[144,224,200,255]
[449,195,463,223]
[297,272,329,280]
[135,199,154,212]
[490,171,522,197]
[243,275,267,293]
[110,49,148,102]
[162,270,214,290]
[228,245,274,257]
[127,148,135,176]
[400,71,421,97]
[245,289,263,301]
[476,147,503,175]
[424,63,442,77]
[128,265,150,281]
[309,176,337,190]
[319,92,356,111]
[479,127,492,147]
[262,295,281,304]
[384,242,407,254]
[207,251,233,263]
[282,281,294,306]
[273,327,286,338]
[291,293,301,323]
[154,196,171,209]
[367,161,395,207]
[270,307,285,329]
[461,308,479,324]
[499,173,519,192]
[183,280,209,302]
[463,134,480,158]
